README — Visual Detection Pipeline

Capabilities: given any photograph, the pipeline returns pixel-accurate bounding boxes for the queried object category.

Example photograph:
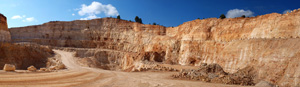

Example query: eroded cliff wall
[168,10,300,86]
[0,13,11,42]
[9,9,300,86]
[10,18,166,48]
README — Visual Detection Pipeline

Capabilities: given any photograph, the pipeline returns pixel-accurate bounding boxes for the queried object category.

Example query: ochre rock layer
[0,13,11,42]
[9,9,300,86]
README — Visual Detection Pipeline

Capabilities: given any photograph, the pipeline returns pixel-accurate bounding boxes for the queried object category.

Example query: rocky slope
[0,43,54,69]
[0,13,11,42]
[9,9,300,86]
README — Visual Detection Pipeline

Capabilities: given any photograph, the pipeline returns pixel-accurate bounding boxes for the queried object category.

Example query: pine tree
[139,18,142,24]
[117,15,121,19]
[135,16,140,23]
[220,14,226,19]
[135,16,143,24]
[153,22,157,25]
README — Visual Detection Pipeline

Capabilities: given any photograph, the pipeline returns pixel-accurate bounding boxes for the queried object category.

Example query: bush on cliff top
[135,16,143,24]
[220,14,226,19]
[117,15,121,19]
[153,22,157,25]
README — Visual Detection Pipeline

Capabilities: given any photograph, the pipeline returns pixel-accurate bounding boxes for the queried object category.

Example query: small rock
[39,68,47,71]
[219,74,225,78]
[201,63,207,66]
[57,64,66,70]
[255,81,275,87]
[27,65,37,71]
[3,64,16,71]
[45,69,51,72]
[49,66,57,70]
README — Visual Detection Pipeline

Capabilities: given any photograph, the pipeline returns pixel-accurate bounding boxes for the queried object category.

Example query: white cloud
[86,14,97,19]
[11,15,22,19]
[283,9,292,14]
[226,9,254,18]
[78,1,119,20]
[12,15,36,22]
[11,15,25,19]
[72,13,75,16]
[80,18,88,20]
[22,17,36,22]
[105,4,119,16]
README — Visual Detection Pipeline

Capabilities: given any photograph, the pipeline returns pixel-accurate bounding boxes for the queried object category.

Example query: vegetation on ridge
[135,16,143,24]
[220,14,226,19]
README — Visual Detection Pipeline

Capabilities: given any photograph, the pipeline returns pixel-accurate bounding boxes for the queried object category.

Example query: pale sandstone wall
[0,13,11,42]
[167,10,300,41]
[9,9,300,86]
[10,18,166,48]
[169,10,300,86]
[177,39,300,86]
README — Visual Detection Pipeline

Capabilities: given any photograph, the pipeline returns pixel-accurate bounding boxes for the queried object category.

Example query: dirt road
[0,50,247,87]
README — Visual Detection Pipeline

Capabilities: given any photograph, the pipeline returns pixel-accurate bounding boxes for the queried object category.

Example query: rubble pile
[172,63,257,86]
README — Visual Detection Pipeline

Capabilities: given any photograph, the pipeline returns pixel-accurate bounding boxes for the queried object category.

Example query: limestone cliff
[0,13,11,42]
[167,9,300,86]
[9,9,300,86]
[10,18,166,48]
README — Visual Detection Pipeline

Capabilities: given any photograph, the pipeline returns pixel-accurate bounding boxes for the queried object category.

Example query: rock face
[10,18,166,47]
[9,9,300,86]
[0,13,11,42]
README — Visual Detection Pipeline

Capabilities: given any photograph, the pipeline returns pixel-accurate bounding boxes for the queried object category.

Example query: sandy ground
[0,50,250,87]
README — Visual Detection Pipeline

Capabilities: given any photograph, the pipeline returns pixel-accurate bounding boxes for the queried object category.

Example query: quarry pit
[0,9,300,87]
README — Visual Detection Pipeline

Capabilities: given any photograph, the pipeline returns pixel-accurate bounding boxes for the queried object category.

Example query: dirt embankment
[172,63,258,86]
[0,43,54,69]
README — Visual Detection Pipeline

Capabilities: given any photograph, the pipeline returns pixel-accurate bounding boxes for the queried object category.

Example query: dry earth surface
[0,49,250,87]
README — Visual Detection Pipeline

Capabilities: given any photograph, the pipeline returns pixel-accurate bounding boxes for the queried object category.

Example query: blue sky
[0,0,299,28]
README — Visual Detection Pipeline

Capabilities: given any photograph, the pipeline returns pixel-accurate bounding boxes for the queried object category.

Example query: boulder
[27,65,37,71]
[3,64,16,71]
